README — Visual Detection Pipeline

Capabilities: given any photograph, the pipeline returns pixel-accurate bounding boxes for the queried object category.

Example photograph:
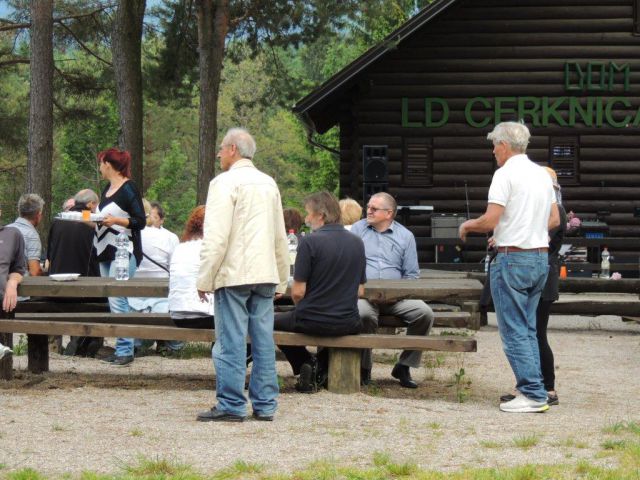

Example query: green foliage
[145,141,197,234]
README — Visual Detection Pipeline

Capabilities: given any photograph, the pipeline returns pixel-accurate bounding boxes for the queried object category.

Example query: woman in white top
[169,205,214,328]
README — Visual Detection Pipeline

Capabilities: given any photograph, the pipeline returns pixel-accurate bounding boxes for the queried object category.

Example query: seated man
[274,191,366,392]
[0,204,26,359]
[350,192,434,388]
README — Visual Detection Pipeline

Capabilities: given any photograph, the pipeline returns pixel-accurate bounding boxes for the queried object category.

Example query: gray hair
[223,128,256,159]
[370,192,397,217]
[487,122,531,153]
[18,193,44,219]
[74,189,99,206]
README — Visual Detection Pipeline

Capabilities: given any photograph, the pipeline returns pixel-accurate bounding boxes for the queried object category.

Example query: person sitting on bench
[274,192,366,393]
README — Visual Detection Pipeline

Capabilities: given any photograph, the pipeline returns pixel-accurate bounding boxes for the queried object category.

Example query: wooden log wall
[339,0,640,266]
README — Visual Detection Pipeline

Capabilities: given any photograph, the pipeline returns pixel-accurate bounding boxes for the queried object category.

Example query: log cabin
[293,0,640,274]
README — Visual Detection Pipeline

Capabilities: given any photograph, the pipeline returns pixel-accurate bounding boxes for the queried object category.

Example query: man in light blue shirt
[350,192,433,388]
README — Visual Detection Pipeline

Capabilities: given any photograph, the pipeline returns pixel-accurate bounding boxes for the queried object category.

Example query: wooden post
[327,348,360,394]
[461,301,483,330]
[0,332,13,380]
[27,334,48,374]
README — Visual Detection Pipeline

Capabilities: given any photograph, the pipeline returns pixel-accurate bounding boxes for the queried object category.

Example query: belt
[499,246,548,253]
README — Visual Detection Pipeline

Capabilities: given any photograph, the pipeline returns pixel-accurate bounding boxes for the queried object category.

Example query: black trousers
[536,300,555,391]
[274,310,360,375]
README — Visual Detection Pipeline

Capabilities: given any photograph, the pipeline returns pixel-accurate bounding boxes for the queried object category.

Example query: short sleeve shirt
[6,217,42,270]
[294,224,366,326]
[0,226,26,299]
[488,154,556,249]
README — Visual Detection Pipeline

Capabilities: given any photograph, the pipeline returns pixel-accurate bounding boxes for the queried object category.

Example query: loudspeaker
[363,145,388,182]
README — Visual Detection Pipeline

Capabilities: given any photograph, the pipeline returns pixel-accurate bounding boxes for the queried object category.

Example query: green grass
[555,437,589,449]
[512,434,541,449]
[602,439,627,451]
[439,330,472,337]
[12,335,27,356]
[129,428,143,437]
[169,342,211,359]
[479,440,502,449]
[603,420,640,436]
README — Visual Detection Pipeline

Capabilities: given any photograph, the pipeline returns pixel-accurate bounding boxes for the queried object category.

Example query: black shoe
[111,355,134,367]
[197,407,246,422]
[101,354,117,363]
[360,368,371,386]
[391,364,418,389]
[295,362,316,393]
[500,393,516,403]
[252,411,274,421]
[547,393,559,406]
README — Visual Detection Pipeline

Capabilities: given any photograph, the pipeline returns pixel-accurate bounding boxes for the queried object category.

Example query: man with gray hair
[350,191,434,389]
[74,189,100,212]
[7,193,45,277]
[459,121,559,413]
[196,128,289,422]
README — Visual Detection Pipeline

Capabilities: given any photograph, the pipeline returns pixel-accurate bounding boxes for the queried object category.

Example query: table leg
[327,348,360,394]
[27,334,49,374]
[0,332,13,380]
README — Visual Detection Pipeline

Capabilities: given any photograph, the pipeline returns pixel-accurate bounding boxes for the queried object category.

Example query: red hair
[182,205,206,242]
[97,148,132,178]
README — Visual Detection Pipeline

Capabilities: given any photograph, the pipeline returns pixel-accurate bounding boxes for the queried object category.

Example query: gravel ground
[1,312,639,477]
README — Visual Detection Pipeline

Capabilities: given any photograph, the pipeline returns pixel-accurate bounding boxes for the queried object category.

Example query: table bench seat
[1,312,476,393]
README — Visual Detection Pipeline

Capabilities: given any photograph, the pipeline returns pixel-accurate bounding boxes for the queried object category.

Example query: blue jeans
[213,284,278,417]
[490,251,549,402]
[99,256,137,357]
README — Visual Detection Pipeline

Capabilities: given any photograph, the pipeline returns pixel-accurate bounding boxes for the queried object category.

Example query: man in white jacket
[196,128,289,422]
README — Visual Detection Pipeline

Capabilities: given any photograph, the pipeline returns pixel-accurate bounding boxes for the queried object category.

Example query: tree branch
[0,57,30,67]
[0,4,116,31]
[56,21,112,66]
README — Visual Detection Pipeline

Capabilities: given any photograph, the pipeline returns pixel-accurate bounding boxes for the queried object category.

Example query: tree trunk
[112,0,146,188]
[27,0,54,242]
[196,0,229,204]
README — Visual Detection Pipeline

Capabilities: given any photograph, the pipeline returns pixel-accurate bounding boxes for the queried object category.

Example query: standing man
[351,192,434,388]
[274,192,366,392]
[7,194,45,278]
[0,204,26,359]
[459,121,559,413]
[197,128,289,422]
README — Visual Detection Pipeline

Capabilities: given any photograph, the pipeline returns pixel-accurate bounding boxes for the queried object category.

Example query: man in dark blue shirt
[274,192,366,393]
[350,192,433,388]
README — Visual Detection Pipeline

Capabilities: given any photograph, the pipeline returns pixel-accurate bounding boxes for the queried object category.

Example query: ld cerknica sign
[401,62,638,128]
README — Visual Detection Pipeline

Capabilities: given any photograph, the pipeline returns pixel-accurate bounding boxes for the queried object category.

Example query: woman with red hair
[94,147,146,367]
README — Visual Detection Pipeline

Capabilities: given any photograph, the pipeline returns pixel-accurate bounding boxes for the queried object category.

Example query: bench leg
[27,334,49,374]
[461,301,483,330]
[327,348,360,394]
[0,332,13,380]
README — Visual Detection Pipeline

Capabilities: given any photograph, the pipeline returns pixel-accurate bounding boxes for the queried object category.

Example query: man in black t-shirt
[274,192,366,392]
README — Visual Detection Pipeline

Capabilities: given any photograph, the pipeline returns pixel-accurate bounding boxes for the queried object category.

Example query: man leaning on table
[0,203,26,359]
[458,121,559,414]
[350,192,434,388]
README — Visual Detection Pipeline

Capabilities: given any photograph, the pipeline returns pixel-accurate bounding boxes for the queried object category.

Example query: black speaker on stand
[362,145,388,206]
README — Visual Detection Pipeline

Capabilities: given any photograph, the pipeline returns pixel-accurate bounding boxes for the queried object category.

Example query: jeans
[213,284,278,417]
[99,255,137,357]
[490,251,549,402]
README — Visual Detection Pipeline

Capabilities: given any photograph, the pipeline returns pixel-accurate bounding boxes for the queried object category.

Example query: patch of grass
[452,364,471,403]
[372,451,391,467]
[602,439,627,450]
[12,335,27,356]
[423,352,446,369]
[5,469,44,480]
[171,342,211,359]
[439,330,471,337]
[427,422,441,430]
[129,428,143,437]
[603,420,640,436]
[213,460,263,479]
[385,461,417,476]
[603,420,627,434]
[555,437,588,449]
[51,424,65,432]
[122,456,193,477]
[0,464,6,470]
[512,433,541,449]
[364,382,382,397]
[479,440,502,449]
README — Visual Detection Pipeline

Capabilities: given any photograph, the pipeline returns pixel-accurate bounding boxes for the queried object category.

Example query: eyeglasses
[367,206,391,213]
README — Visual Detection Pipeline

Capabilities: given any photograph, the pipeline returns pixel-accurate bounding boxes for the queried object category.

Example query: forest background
[0,0,432,234]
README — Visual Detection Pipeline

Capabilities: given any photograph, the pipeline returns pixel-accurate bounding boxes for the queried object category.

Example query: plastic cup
[82,210,91,221]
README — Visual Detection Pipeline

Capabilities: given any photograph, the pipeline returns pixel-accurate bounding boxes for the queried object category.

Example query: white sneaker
[500,393,549,413]
[0,343,13,360]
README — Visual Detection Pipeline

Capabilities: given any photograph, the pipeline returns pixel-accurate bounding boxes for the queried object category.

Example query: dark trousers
[535,300,555,391]
[274,310,360,375]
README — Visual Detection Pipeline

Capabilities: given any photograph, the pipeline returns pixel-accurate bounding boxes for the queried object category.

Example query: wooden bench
[1,311,476,393]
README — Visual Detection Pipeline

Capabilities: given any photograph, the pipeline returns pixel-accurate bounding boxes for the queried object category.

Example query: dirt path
[1,315,639,476]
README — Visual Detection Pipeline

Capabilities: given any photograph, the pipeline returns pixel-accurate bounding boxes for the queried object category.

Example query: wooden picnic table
[17,276,484,302]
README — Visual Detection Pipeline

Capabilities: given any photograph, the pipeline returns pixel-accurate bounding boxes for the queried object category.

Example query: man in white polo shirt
[459,122,559,413]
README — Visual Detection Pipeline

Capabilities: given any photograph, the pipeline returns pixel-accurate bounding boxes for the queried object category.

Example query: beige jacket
[197,159,290,294]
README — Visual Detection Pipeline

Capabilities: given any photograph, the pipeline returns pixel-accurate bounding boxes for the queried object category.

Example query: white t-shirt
[169,239,214,317]
[136,226,179,279]
[488,154,556,249]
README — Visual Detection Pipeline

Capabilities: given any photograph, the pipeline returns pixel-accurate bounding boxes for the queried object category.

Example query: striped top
[94,180,145,266]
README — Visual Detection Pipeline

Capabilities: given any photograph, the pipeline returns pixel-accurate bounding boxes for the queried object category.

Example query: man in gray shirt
[0,204,27,359]
[350,192,434,388]
[7,193,45,278]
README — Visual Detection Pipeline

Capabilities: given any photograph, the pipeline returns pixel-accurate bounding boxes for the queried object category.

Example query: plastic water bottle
[600,247,610,279]
[287,229,298,281]
[484,252,491,273]
[115,232,130,281]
